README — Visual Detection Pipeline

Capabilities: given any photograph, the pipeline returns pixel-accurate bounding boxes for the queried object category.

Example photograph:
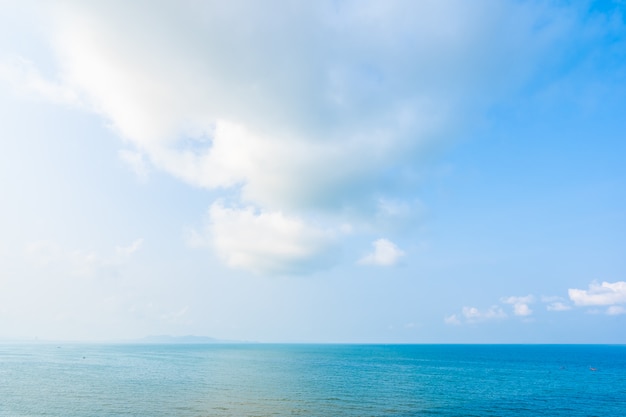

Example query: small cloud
[546,302,571,312]
[461,305,507,323]
[116,238,143,257]
[501,295,534,316]
[541,295,572,311]
[444,314,461,325]
[376,199,412,218]
[606,306,626,316]
[358,238,404,266]
[568,281,626,306]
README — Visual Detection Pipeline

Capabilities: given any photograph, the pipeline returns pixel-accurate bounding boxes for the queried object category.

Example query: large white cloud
[5,0,591,273]
[48,1,577,199]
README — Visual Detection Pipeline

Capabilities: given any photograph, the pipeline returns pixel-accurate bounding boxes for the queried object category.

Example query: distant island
[134,335,251,344]
[0,335,252,344]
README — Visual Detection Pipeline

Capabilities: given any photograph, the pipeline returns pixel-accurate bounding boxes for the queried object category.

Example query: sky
[0,0,625,343]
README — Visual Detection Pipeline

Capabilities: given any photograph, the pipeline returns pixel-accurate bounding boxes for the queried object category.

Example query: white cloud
[48,0,571,211]
[568,281,626,306]
[501,295,534,316]
[446,303,509,325]
[546,302,571,312]
[116,238,144,257]
[541,296,572,312]
[358,238,405,266]
[206,202,339,275]
[444,314,461,325]
[8,1,590,274]
[606,306,626,316]
[461,305,507,323]
[448,282,626,326]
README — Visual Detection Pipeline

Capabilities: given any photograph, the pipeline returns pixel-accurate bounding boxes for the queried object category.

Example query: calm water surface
[0,344,624,416]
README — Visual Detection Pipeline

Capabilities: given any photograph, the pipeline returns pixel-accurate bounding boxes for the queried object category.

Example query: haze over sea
[1,344,624,416]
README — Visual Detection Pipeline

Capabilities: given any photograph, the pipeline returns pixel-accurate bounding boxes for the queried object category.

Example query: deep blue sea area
[0,344,624,416]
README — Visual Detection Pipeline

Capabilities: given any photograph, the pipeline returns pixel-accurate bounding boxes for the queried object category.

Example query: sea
[0,344,624,416]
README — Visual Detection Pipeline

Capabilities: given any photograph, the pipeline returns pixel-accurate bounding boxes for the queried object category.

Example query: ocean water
[0,344,624,416]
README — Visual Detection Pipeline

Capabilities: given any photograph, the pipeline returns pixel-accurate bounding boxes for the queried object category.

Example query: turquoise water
[1,344,625,416]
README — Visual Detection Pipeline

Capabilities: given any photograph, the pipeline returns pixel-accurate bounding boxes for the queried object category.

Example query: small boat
[589,367,597,371]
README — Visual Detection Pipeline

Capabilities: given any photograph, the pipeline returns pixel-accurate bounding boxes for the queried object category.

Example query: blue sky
[0,0,625,343]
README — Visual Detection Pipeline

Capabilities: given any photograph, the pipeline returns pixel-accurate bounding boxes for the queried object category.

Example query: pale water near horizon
[0,344,624,416]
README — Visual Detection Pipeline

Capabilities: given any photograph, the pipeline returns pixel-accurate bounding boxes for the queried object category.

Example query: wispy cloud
[444,314,462,326]
[0,57,81,106]
[606,306,626,316]
[541,296,572,312]
[118,149,150,181]
[26,238,143,276]
[116,238,144,257]
[546,302,572,312]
